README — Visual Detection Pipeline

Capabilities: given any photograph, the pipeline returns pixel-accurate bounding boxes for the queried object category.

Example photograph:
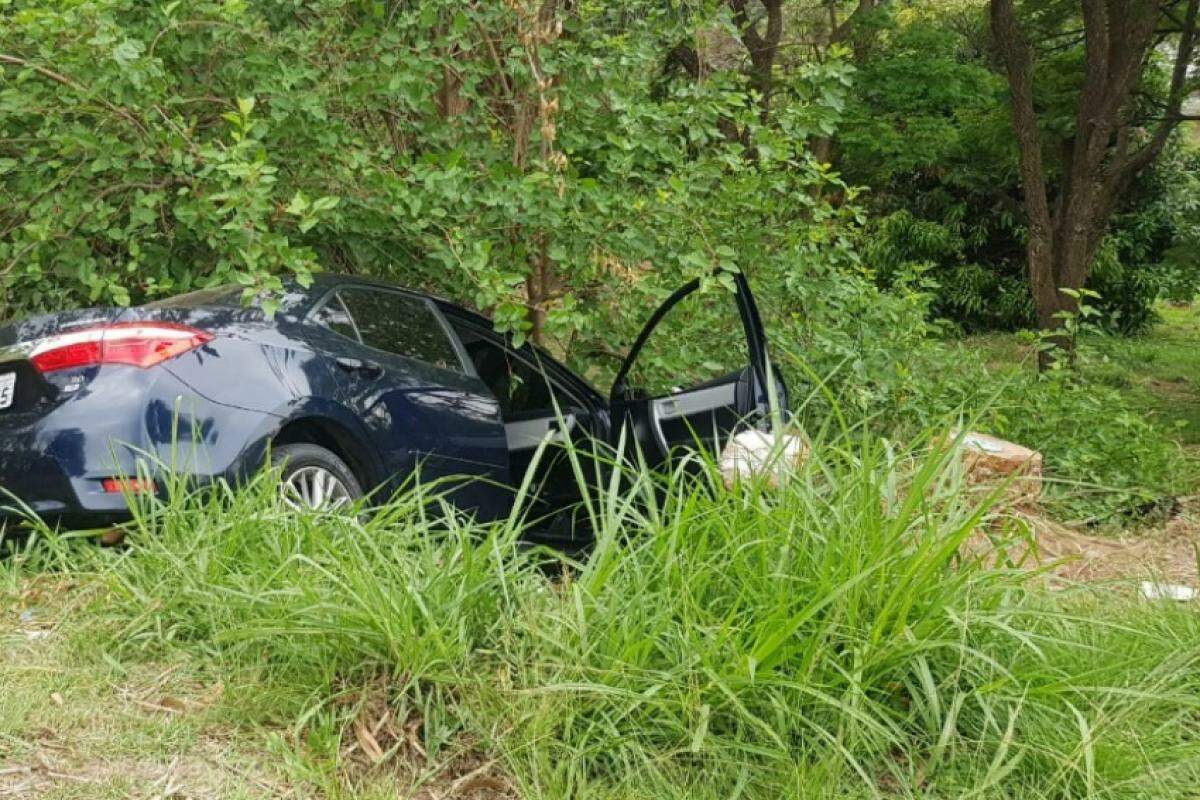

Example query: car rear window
[143,285,243,309]
[325,287,463,372]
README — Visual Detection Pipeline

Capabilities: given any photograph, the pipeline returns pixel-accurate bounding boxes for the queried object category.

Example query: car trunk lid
[0,307,125,350]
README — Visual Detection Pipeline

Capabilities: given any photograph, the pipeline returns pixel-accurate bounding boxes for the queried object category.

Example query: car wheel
[272,443,363,511]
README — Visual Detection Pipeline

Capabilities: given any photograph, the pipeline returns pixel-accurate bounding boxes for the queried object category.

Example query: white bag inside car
[719,428,807,489]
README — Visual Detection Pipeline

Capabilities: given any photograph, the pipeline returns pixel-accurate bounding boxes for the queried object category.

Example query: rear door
[303,286,512,518]
[609,272,781,466]
[443,313,602,548]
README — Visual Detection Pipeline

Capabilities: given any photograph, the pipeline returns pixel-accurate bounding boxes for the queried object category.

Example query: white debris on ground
[16,607,51,641]
[1139,581,1198,602]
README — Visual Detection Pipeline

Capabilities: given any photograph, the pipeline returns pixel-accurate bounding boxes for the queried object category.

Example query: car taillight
[29,323,214,374]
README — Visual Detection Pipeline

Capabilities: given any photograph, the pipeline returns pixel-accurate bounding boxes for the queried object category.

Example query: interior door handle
[335,356,384,378]
[657,398,681,419]
[546,413,576,441]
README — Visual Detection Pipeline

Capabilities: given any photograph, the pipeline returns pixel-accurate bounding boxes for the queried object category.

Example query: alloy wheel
[281,465,353,511]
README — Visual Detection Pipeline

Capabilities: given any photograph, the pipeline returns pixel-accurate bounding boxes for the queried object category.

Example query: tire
[271,443,364,511]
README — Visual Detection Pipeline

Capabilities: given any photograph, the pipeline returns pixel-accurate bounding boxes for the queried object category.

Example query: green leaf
[285,192,309,215]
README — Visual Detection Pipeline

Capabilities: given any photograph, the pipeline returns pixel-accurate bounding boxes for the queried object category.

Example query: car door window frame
[447,319,582,410]
[441,315,600,451]
[441,313,603,406]
[306,285,471,375]
[315,291,361,342]
[606,272,775,462]
[611,272,769,403]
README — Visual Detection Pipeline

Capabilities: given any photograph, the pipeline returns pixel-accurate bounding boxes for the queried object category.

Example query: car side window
[311,293,358,340]
[450,322,571,419]
[326,288,462,371]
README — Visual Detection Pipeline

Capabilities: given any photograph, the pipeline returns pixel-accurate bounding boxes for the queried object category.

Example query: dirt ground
[982,499,1200,589]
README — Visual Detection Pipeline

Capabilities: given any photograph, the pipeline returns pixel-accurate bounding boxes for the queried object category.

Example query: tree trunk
[989,0,1199,370]
[1030,262,1077,369]
[728,0,783,123]
[508,0,564,348]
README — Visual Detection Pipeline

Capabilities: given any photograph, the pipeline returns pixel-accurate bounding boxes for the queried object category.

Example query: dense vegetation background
[1,0,1198,519]
[4,0,1197,336]
[4,4,1200,798]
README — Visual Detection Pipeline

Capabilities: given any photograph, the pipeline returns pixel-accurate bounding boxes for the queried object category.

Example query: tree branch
[1122,0,1199,176]
[0,53,149,136]
[989,0,1052,236]
[727,0,765,55]
[831,0,881,42]
[727,0,784,121]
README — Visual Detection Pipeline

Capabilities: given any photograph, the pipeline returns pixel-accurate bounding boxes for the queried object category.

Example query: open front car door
[609,272,784,466]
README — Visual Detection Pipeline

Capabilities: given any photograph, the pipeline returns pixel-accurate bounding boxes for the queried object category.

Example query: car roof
[304,272,435,301]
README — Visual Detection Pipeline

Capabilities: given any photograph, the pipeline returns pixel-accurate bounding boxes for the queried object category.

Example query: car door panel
[504,403,598,550]
[503,411,578,450]
[649,370,746,454]
[444,315,601,546]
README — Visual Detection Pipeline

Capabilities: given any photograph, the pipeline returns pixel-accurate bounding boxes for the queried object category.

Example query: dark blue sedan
[0,273,781,546]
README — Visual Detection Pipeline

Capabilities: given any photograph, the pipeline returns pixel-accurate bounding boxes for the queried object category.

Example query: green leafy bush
[1,0,861,364]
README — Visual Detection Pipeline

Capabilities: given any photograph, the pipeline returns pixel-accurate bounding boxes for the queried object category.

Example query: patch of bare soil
[1,695,515,800]
[979,498,1200,587]
[1147,376,1193,400]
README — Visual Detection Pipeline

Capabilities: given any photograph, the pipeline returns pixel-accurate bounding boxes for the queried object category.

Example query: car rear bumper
[0,421,140,528]
[0,364,280,530]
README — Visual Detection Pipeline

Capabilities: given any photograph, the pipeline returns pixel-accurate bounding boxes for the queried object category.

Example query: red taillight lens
[30,323,214,374]
[30,338,104,373]
[101,477,158,494]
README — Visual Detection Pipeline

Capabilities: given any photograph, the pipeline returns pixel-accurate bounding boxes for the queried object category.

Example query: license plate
[0,372,15,410]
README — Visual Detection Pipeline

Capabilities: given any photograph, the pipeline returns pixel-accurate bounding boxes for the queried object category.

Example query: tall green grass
[13,427,1200,799]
